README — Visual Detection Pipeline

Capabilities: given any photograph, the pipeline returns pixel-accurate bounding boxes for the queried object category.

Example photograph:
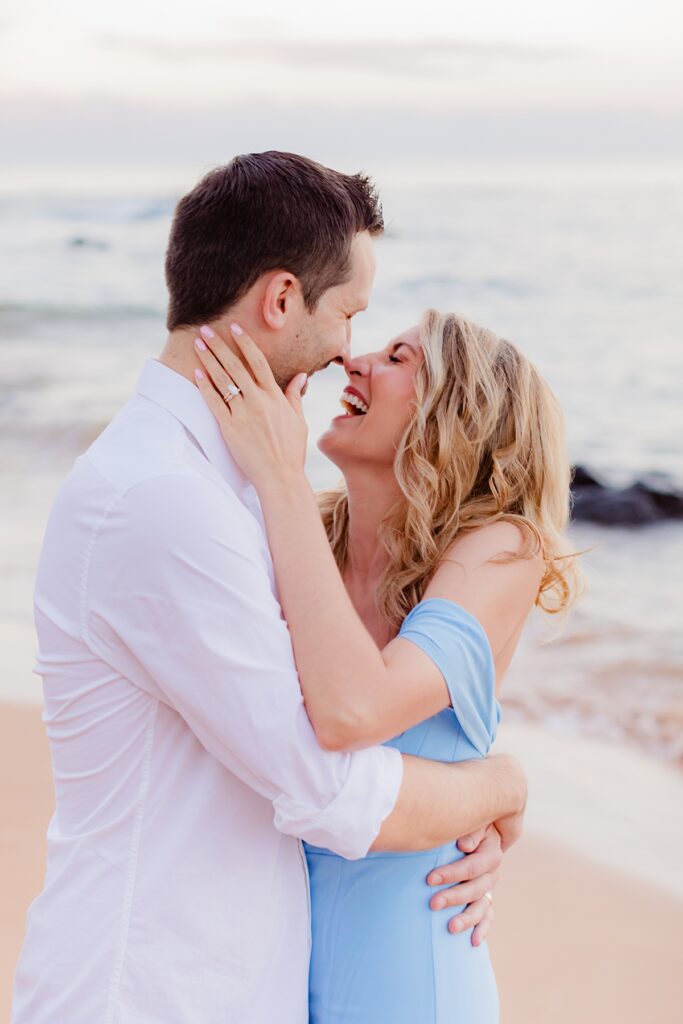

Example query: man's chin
[311,361,333,376]
[278,357,334,391]
[297,362,329,383]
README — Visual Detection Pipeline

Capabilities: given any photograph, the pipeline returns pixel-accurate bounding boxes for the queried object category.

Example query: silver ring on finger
[222,383,242,404]
[483,891,494,906]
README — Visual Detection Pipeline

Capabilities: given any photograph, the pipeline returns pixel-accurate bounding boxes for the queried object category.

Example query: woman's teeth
[340,391,369,416]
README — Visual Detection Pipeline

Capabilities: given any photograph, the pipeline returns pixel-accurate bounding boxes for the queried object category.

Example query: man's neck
[159,327,201,384]
[159,312,252,385]
[159,305,271,386]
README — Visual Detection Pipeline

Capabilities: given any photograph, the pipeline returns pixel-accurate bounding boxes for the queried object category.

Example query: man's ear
[262,272,301,331]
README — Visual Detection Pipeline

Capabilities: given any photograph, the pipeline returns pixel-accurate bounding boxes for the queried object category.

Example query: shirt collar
[135,357,254,502]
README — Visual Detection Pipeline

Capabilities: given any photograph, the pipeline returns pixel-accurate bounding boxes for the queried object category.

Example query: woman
[193,309,579,1023]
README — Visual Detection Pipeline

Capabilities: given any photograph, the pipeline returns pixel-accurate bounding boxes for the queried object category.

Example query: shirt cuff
[272,744,404,860]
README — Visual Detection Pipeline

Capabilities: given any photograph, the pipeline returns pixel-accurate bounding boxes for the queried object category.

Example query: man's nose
[341,326,352,363]
[331,329,352,367]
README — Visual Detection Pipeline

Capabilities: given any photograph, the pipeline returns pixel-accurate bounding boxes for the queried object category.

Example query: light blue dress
[305,598,502,1023]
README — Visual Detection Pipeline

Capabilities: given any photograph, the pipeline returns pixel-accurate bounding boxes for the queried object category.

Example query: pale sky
[1,0,681,166]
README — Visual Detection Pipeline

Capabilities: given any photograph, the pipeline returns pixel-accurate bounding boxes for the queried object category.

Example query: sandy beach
[2,703,682,1022]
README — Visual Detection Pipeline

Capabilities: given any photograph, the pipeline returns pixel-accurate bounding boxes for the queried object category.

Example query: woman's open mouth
[339,387,369,417]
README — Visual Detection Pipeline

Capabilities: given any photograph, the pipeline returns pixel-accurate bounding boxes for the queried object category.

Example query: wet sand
[2,703,682,1022]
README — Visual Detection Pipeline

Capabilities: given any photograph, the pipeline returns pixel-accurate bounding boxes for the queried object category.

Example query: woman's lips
[332,411,363,422]
[339,386,369,416]
[342,385,369,405]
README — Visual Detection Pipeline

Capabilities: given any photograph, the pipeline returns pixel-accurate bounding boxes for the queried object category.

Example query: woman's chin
[317,430,340,459]
[318,421,357,460]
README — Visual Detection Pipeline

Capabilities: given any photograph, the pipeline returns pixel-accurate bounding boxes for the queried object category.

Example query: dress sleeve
[398,598,501,755]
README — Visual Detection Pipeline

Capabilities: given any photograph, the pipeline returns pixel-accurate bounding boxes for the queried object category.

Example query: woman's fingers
[470,902,494,947]
[194,368,234,434]
[225,322,278,391]
[196,327,254,396]
[284,372,309,419]
[429,871,497,911]
[194,339,246,408]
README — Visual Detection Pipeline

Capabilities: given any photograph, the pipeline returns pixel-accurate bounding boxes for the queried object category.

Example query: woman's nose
[343,352,371,378]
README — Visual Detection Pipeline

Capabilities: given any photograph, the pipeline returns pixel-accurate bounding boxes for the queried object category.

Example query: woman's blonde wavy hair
[319,309,581,631]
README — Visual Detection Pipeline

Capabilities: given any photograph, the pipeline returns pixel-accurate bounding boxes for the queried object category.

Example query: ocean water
[1,160,681,765]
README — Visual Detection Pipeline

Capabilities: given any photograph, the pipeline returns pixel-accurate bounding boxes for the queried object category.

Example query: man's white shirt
[12,358,403,1024]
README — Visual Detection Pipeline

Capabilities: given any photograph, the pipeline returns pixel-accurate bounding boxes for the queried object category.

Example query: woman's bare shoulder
[442,520,540,568]
[425,521,544,608]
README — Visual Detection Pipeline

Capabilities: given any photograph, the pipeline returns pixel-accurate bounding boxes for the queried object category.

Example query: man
[12,152,526,1023]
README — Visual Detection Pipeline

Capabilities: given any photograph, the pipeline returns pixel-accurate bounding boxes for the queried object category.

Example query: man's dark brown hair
[164,151,384,331]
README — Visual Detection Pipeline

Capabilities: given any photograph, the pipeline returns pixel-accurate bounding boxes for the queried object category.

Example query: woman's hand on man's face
[193,322,309,496]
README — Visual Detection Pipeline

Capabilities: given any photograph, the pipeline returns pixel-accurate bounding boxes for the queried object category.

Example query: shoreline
[2,703,682,1022]
[493,719,683,899]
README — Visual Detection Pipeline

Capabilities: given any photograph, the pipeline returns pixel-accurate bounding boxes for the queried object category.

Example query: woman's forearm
[257,475,395,749]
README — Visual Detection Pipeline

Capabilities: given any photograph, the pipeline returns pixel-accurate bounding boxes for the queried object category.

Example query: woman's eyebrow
[391,341,416,354]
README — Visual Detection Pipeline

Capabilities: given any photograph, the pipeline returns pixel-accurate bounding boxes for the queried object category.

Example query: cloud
[1,95,680,170]
[96,34,578,79]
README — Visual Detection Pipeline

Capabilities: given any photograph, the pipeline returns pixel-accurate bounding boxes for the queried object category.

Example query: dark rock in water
[632,474,683,518]
[571,485,665,526]
[571,465,602,488]
[68,236,109,250]
[571,465,683,526]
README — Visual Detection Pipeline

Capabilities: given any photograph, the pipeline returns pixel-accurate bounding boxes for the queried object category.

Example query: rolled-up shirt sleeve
[82,470,403,860]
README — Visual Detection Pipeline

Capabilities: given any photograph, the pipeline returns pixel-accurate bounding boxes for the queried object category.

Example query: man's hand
[426,825,504,946]
[424,760,526,945]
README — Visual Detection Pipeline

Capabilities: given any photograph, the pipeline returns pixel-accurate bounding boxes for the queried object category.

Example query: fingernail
[230,322,243,336]
[429,873,443,886]
[432,896,446,910]
[194,337,207,351]
[194,369,204,382]
[199,325,215,339]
